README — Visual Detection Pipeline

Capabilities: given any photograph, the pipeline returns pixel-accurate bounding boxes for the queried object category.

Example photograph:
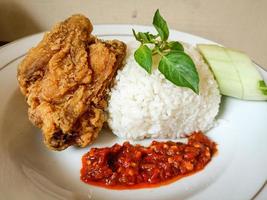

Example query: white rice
[107,41,221,140]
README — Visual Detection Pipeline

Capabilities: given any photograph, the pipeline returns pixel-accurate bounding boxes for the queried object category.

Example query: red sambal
[80,132,217,189]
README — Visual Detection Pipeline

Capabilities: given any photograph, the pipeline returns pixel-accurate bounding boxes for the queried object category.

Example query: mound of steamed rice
[107,41,221,140]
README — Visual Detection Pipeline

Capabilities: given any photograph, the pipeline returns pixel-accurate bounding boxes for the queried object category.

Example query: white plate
[0,25,266,200]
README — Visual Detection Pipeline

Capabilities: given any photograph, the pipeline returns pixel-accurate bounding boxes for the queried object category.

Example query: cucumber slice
[197,44,267,101]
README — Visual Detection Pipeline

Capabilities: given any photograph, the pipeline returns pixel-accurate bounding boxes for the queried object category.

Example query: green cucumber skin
[197,44,267,101]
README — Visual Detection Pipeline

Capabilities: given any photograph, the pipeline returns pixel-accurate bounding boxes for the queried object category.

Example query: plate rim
[0,24,266,200]
[1,24,266,73]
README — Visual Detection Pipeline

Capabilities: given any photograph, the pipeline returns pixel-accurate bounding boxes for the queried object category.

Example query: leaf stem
[152,47,164,57]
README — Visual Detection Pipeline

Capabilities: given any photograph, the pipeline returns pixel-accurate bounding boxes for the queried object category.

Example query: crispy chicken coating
[17,15,126,150]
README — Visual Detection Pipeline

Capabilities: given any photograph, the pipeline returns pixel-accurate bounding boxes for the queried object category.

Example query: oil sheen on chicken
[17,14,126,150]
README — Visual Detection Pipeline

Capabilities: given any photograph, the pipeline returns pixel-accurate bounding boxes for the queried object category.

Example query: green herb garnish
[132,9,199,94]
[134,44,153,74]
[258,80,267,95]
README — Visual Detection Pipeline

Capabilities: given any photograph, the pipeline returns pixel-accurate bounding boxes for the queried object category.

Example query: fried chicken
[17,15,126,150]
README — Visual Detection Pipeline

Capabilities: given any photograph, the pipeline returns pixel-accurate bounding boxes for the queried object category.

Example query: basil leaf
[138,32,150,43]
[153,9,169,41]
[146,32,157,42]
[132,9,200,94]
[132,29,157,43]
[132,29,139,41]
[134,45,153,74]
[168,41,184,51]
[138,32,156,43]
[158,52,199,93]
